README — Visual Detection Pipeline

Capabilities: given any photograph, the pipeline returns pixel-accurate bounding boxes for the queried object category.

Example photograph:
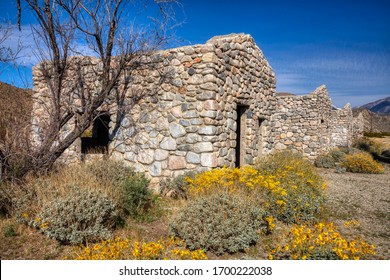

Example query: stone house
[31,33,353,186]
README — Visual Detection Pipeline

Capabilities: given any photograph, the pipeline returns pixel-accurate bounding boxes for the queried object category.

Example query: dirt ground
[320,164,390,260]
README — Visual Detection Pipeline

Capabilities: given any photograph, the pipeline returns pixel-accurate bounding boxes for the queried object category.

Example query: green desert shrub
[363,132,390,138]
[354,138,371,152]
[32,186,118,245]
[120,173,157,221]
[2,223,18,237]
[340,152,384,174]
[353,138,383,155]
[169,193,269,255]
[10,162,163,238]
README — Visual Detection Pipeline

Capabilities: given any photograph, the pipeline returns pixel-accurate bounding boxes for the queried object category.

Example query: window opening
[81,113,110,154]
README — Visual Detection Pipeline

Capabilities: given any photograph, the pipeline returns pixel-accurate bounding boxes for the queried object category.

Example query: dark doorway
[258,118,265,156]
[235,105,249,167]
[81,113,110,154]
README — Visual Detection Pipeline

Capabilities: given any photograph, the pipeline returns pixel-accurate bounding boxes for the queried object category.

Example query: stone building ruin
[31,33,354,186]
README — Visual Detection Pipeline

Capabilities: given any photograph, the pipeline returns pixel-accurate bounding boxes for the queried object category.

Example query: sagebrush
[170,192,270,255]
[31,187,118,245]
[314,154,336,168]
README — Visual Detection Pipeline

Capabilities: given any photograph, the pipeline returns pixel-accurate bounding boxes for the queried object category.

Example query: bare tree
[1,0,179,179]
[0,23,14,67]
[0,21,23,73]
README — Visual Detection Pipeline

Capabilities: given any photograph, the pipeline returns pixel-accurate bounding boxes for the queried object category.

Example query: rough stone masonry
[31,33,355,186]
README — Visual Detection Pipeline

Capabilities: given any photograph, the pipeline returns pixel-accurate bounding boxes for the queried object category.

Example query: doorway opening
[81,113,110,154]
[235,105,249,167]
[258,118,265,156]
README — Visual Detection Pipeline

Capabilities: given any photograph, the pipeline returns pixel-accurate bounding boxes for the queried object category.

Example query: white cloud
[3,24,99,67]
[3,24,39,66]
[269,43,390,107]
[274,73,312,94]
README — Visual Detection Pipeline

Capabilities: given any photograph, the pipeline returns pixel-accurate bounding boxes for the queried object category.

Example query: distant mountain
[360,96,390,115]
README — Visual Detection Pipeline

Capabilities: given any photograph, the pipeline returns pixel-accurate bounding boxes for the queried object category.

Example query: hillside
[0,82,32,138]
[360,96,390,115]
[0,82,32,165]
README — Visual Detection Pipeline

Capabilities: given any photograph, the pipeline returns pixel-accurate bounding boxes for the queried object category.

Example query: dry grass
[0,217,72,260]
[29,163,123,204]
[4,161,130,223]
[370,136,390,151]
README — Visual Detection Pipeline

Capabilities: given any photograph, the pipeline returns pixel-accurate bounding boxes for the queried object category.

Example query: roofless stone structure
[31,34,354,186]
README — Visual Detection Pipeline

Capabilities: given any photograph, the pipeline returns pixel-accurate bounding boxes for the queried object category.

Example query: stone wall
[109,34,276,186]
[31,33,354,185]
[331,103,353,147]
[31,56,103,164]
[31,34,276,186]
[267,85,333,159]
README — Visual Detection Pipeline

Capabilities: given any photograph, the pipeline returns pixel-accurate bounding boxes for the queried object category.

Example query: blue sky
[1,0,389,107]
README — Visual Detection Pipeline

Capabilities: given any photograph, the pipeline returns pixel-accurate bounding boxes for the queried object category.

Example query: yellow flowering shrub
[71,237,207,260]
[340,152,384,174]
[183,153,326,225]
[132,240,165,260]
[255,151,326,190]
[269,222,376,260]
[185,166,255,197]
[185,166,281,197]
[265,216,276,233]
[73,238,131,260]
[255,151,327,224]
